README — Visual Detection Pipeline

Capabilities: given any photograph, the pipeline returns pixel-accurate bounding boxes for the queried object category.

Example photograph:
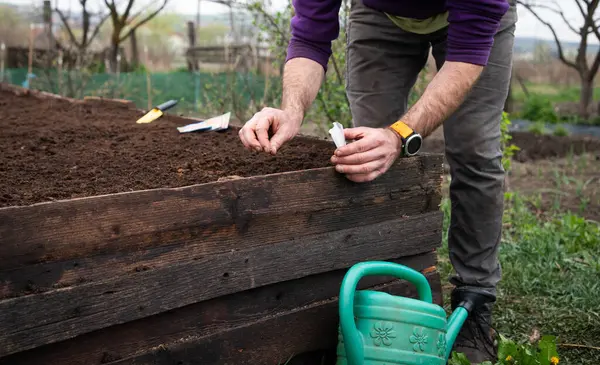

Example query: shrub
[521,95,559,124]
[552,125,569,137]
[528,121,547,135]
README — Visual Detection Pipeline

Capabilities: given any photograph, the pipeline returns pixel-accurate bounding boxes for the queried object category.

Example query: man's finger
[335,134,377,157]
[255,115,272,152]
[342,127,369,140]
[331,148,383,165]
[269,124,294,155]
[335,160,383,175]
[240,118,262,151]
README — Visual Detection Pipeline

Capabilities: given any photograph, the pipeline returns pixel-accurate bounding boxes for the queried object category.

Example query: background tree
[518,0,600,119]
[102,0,169,72]
[55,0,109,61]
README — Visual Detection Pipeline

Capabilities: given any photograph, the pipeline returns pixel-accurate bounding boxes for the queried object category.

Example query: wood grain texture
[0,253,438,365]
[0,154,442,273]
[0,184,439,299]
[114,272,443,365]
[0,211,442,357]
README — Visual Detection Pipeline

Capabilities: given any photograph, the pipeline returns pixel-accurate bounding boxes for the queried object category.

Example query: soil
[0,90,335,207]
[421,129,600,162]
[509,153,600,222]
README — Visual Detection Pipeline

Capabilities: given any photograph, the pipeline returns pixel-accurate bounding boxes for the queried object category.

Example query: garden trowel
[136,99,179,124]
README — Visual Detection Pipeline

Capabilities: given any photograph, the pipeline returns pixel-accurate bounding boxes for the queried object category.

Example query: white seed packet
[177,112,231,133]
[328,122,346,148]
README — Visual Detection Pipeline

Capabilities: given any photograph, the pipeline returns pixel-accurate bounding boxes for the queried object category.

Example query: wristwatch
[389,120,422,157]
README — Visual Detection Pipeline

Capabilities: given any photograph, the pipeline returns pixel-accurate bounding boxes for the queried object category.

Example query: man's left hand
[331,127,402,183]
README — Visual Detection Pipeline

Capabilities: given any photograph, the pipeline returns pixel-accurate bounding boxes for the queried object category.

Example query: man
[239,0,517,362]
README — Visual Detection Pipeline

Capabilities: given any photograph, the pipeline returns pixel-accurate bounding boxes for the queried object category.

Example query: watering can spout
[444,289,497,358]
[444,307,469,357]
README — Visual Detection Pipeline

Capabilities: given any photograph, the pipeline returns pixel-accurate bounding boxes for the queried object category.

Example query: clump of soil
[0,90,334,207]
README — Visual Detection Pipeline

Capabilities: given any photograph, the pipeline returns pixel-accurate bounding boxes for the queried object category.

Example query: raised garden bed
[0,84,445,365]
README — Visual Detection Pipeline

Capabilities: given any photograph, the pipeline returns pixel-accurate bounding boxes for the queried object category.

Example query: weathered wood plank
[0,182,439,299]
[0,211,442,357]
[114,272,443,365]
[0,252,438,365]
[0,154,443,272]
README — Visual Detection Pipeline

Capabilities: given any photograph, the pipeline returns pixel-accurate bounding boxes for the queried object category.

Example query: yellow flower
[550,356,560,365]
[505,355,513,362]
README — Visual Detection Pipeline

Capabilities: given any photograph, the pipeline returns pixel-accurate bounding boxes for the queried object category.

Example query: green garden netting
[2,68,279,115]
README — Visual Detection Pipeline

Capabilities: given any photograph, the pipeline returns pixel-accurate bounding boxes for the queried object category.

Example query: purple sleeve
[445,0,509,66]
[285,0,343,71]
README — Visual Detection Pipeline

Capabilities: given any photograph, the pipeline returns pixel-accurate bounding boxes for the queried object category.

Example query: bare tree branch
[55,7,81,48]
[575,0,588,19]
[121,0,136,24]
[517,1,578,70]
[529,2,583,35]
[118,0,169,42]
[87,13,110,47]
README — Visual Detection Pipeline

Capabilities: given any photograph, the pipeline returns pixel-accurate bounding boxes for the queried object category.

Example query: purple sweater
[286,0,509,70]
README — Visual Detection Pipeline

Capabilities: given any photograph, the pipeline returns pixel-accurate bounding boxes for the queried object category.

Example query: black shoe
[450,288,498,364]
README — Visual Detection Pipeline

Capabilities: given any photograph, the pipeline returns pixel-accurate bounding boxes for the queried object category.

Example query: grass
[511,83,600,126]
[512,83,600,104]
[437,192,600,364]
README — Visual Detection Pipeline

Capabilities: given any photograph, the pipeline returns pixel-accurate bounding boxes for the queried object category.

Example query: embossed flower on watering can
[370,321,397,346]
[409,327,428,352]
[436,333,446,357]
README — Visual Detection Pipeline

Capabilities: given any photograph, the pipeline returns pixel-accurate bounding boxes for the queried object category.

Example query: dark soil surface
[0,90,334,207]
[421,130,600,162]
[510,131,600,162]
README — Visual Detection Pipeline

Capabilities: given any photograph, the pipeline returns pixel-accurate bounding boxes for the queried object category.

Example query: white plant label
[329,122,346,148]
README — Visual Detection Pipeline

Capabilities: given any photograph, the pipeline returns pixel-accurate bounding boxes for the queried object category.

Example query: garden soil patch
[421,129,600,161]
[0,90,335,207]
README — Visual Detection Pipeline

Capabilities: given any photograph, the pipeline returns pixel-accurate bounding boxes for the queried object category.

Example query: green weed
[521,95,558,124]
[448,335,560,365]
[528,121,548,135]
[552,125,569,137]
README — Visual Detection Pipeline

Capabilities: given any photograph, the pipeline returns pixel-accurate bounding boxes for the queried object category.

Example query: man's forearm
[280,57,325,122]
[401,61,483,138]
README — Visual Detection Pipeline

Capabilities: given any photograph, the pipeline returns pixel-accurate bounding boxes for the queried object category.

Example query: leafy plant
[501,112,520,173]
[552,125,569,137]
[521,95,558,124]
[448,335,560,365]
[528,121,547,135]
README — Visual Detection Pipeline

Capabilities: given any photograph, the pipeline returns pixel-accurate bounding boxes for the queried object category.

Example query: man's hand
[331,127,402,183]
[239,107,303,155]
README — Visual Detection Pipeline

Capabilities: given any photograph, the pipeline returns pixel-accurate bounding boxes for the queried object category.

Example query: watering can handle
[338,261,433,365]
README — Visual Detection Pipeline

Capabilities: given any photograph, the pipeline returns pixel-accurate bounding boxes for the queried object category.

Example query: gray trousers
[346,0,518,296]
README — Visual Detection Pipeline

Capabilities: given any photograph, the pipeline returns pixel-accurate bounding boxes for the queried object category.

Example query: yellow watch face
[390,121,414,139]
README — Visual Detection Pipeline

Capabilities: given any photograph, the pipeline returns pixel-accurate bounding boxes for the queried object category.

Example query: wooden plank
[0,154,443,272]
[114,272,443,365]
[0,252,438,365]
[0,211,442,357]
[0,182,439,299]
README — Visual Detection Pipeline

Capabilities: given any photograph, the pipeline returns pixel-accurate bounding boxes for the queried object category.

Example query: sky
[2,0,598,44]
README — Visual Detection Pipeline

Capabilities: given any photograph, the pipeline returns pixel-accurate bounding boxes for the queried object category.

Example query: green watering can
[336,261,483,365]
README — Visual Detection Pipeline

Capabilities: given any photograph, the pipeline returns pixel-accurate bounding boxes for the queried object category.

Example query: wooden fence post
[27,24,34,88]
[0,43,5,83]
[187,21,198,72]
[57,49,63,95]
[145,46,152,110]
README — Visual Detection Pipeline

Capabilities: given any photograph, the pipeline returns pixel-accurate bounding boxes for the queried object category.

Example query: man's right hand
[239,107,303,155]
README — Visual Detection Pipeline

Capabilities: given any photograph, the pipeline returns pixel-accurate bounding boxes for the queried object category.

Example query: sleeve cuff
[446,0,509,66]
[285,37,331,72]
